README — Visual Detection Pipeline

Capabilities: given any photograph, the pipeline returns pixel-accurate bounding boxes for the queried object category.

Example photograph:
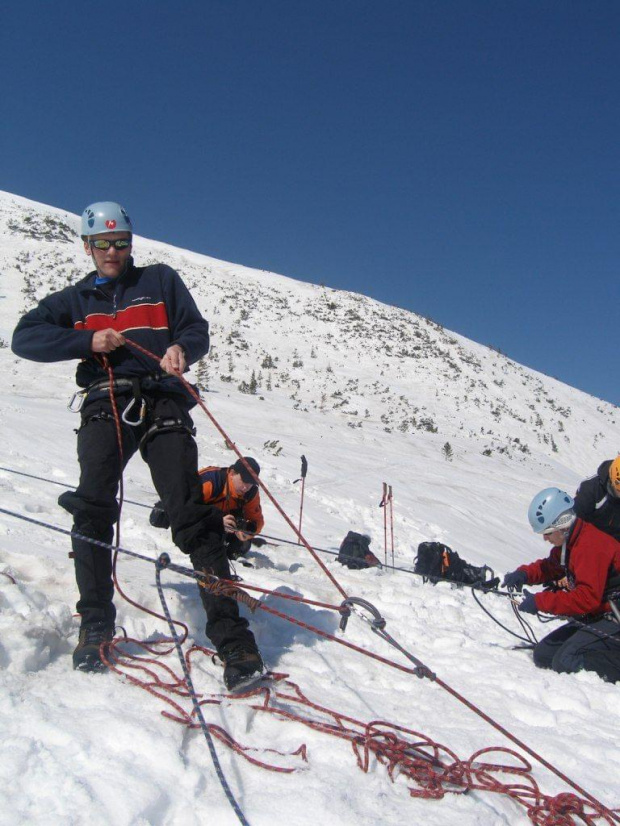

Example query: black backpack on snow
[337,531,381,570]
[414,541,497,588]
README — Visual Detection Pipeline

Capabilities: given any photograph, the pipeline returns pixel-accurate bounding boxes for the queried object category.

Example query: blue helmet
[528,487,575,534]
[81,202,133,237]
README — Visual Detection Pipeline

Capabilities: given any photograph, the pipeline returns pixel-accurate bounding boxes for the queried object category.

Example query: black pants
[58,391,254,651]
[533,618,620,683]
[225,535,252,560]
[190,537,251,651]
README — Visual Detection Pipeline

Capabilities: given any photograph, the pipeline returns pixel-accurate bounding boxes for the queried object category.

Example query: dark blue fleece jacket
[11,259,209,398]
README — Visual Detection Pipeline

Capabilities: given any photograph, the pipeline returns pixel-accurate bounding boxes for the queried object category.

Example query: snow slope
[0,192,618,825]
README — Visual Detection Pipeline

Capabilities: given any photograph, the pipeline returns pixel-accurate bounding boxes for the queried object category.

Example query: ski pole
[380,482,388,567]
[294,455,308,545]
[388,485,394,567]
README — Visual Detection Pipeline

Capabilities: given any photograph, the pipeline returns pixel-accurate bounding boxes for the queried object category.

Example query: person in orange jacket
[151,456,264,560]
[503,487,620,683]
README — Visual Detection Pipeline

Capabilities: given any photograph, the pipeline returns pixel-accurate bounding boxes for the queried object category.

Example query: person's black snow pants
[58,390,253,652]
[533,618,620,683]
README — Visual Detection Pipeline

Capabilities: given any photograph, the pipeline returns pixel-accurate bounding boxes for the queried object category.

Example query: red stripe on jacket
[74,302,170,333]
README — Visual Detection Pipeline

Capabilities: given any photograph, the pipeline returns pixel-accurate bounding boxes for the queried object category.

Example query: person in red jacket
[503,487,620,682]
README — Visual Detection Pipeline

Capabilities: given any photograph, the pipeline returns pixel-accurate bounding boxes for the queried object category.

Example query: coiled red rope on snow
[105,636,618,826]
[115,337,620,822]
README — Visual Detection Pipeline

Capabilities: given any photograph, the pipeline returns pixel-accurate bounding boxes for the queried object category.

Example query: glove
[502,570,528,592]
[518,591,538,615]
[149,501,170,530]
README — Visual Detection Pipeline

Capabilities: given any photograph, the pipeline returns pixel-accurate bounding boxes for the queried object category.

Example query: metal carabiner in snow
[338,596,386,634]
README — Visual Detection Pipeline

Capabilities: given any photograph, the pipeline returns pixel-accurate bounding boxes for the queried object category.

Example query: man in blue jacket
[11,202,263,690]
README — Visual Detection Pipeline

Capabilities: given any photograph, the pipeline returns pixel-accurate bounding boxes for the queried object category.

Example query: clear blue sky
[2,1,618,404]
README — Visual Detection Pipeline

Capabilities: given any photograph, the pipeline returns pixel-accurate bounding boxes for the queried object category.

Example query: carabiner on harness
[68,389,87,413]
[121,396,147,427]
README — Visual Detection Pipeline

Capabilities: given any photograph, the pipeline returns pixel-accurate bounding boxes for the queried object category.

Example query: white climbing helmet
[81,202,133,237]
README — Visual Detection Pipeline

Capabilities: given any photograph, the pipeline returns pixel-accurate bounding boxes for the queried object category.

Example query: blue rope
[0,506,251,825]
[0,466,149,509]
[154,554,251,826]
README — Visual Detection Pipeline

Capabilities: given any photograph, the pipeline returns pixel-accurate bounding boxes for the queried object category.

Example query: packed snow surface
[0,192,618,825]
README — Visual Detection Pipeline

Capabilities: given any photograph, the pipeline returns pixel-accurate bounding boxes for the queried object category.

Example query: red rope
[224,579,344,613]
[109,339,619,822]
[123,337,349,600]
[101,355,190,643]
[120,564,620,821]
[105,640,618,826]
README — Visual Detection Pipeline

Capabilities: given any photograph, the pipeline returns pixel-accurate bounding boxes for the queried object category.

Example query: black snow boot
[73,621,114,673]
[219,641,265,692]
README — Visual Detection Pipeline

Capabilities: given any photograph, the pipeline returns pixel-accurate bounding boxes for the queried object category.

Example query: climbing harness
[535,610,620,648]
[138,415,196,453]
[68,375,150,425]
[68,376,134,413]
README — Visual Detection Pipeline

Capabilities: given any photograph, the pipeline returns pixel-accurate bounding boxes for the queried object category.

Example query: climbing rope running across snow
[2,338,619,823]
[1,504,619,824]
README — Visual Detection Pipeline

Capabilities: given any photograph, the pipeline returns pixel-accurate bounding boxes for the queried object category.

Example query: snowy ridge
[0,189,617,472]
[0,191,618,825]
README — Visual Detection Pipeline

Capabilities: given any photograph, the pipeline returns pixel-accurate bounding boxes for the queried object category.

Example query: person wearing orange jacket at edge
[151,456,264,561]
